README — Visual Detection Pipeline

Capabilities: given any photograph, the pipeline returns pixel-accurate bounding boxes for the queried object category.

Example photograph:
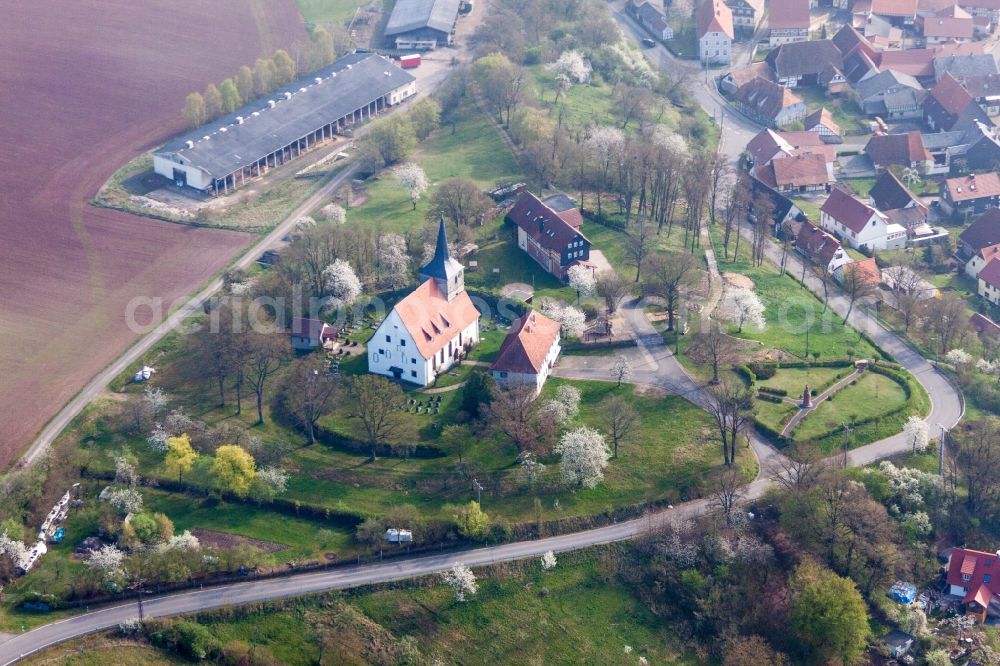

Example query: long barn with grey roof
[153,53,417,195]
[384,0,461,49]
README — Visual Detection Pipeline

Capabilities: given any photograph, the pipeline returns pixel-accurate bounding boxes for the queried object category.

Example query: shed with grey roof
[153,53,417,194]
[384,0,461,50]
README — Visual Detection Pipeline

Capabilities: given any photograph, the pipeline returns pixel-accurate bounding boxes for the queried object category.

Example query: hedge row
[757,393,784,404]
[758,386,788,397]
[563,339,639,352]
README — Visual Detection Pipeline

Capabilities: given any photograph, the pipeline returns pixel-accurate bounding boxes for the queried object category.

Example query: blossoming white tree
[0,531,30,570]
[945,348,972,366]
[541,550,557,570]
[320,203,346,224]
[147,423,168,452]
[567,264,596,304]
[548,50,591,84]
[88,544,126,578]
[544,385,581,424]
[258,466,289,494]
[377,233,411,290]
[610,355,633,386]
[161,530,201,552]
[903,416,929,454]
[143,386,168,418]
[976,358,999,375]
[441,563,478,602]
[101,487,144,515]
[322,258,362,308]
[393,162,430,210]
[555,426,611,488]
[721,287,766,333]
[542,301,586,338]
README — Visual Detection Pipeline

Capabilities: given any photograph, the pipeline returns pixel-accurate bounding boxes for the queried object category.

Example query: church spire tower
[418,216,464,301]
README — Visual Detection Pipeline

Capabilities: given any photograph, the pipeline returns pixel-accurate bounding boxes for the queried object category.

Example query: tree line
[181,26,348,129]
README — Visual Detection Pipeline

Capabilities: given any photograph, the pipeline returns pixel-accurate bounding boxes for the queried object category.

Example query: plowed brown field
[0,1,307,467]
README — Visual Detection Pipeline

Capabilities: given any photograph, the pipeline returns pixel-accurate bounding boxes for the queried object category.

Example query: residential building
[933,53,999,81]
[863,13,905,48]
[923,72,992,131]
[959,207,1000,261]
[836,256,882,286]
[719,61,773,95]
[753,152,833,192]
[766,40,846,89]
[945,547,1000,622]
[940,172,1000,215]
[833,24,881,60]
[725,0,765,35]
[289,318,338,351]
[367,219,480,386]
[697,0,734,64]
[961,73,1000,115]
[745,128,837,165]
[384,0,461,49]
[507,192,591,281]
[820,186,907,249]
[804,108,842,138]
[960,121,1000,170]
[794,222,852,272]
[768,0,810,44]
[854,69,925,118]
[868,170,928,215]
[918,5,974,43]
[632,0,674,40]
[870,0,918,25]
[970,311,1000,337]
[490,310,562,395]
[733,77,808,127]
[864,131,934,173]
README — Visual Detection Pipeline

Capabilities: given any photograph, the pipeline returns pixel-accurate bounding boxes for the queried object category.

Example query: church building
[367,219,481,386]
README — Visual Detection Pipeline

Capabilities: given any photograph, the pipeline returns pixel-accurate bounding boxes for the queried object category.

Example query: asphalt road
[20,162,361,467]
[0,13,967,663]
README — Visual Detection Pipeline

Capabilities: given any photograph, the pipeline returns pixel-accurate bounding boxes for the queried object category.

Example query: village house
[725,0,765,35]
[940,171,1000,216]
[869,170,927,214]
[970,311,1000,338]
[958,121,1000,171]
[933,53,999,81]
[507,192,591,281]
[821,186,907,250]
[962,73,1000,115]
[804,108,842,139]
[794,222,852,272]
[918,4,975,43]
[768,0,811,44]
[869,0,918,25]
[697,0,734,65]
[959,208,1000,277]
[289,318,338,351]
[921,0,1000,26]
[734,77,808,127]
[753,152,833,193]
[490,310,562,395]
[631,0,674,40]
[864,131,935,173]
[719,61,773,95]
[745,128,837,166]
[924,72,992,131]
[368,219,480,386]
[945,547,1000,622]
[978,255,1000,304]
[862,13,906,48]
[766,40,846,89]
[853,69,925,118]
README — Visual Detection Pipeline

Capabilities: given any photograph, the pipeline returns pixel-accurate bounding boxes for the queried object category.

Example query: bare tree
[770,443,826,493]
[601,395,640,458]
[431,178,491,229]
[280,358,340,443]
[483,384,556,455]
[722,175,752,260]
[595,269,631,314]
[751,193,775,267]
[348,375,405,461]
[644,252,700,331]
[710,466,747,526]
[706,380,755,466]
[919,293,969,355]
[246,332,291,425]
[882,263,923,333]
[840,263,877,324]
[624,220,655,282]
[687,323,738,384]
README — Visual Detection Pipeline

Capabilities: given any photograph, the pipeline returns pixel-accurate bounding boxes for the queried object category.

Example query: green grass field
[711,227,880,361]
[757,366,851,396]
[793,372,908,442]
[753,398,797,433]
[296,0,365,25]
[24,548,699,666]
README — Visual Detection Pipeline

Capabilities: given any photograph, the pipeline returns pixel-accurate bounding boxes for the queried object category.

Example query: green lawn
[296,0,364,25]
[793,86,868,137]
[338,107,524,234]
[758,366,851,396]
[754,398,797,433]
[793,372,908,442]
[710,226,880,361]
[464,236,576,302]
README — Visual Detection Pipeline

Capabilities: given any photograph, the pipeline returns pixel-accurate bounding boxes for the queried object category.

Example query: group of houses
[287,189,599,395]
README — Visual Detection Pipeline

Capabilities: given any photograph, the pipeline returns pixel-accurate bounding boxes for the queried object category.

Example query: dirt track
[0,0,307,467]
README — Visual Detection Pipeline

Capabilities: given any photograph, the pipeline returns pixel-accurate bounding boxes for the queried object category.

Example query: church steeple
[419,216,464,301]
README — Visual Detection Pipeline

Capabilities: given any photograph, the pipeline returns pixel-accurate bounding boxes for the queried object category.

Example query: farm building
[384,0,461,50]
[154,53,417,195]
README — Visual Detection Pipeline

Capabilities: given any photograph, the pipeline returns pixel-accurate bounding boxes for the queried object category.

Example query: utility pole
[938,423,948,477]
[842,422,853,468]
[473,478,483,504]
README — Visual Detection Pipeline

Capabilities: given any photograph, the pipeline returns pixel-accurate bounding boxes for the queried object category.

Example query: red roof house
[946,547,1000,622]
[490,310,562,395]
[507,192,591,281]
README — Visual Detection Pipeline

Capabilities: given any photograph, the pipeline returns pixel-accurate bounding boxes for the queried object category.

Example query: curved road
[0,13,966,664]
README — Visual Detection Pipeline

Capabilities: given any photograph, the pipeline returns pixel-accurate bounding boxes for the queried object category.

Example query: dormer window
[963,573,972,582]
